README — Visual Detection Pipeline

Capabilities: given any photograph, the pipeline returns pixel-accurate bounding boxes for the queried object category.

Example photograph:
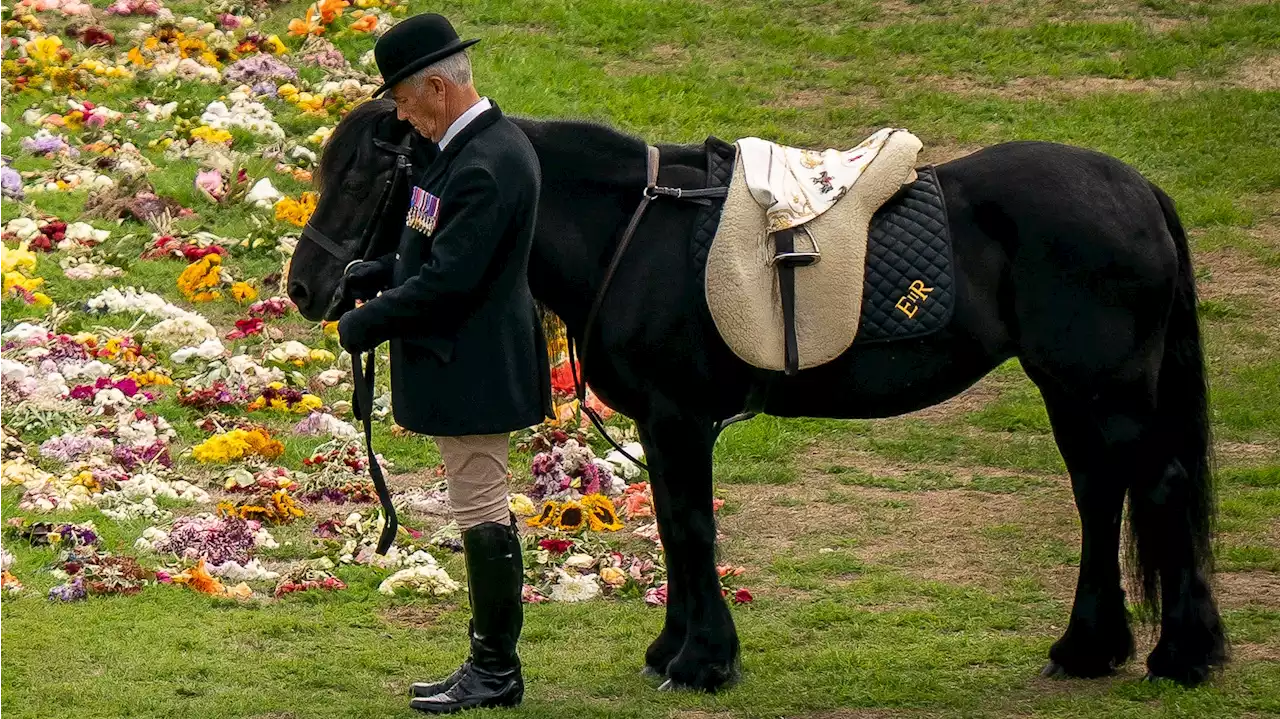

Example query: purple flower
[301,49,348,71]
[1,162,22,200]
[156,515,257,564]
[20,133,71,156]
[40,433,114,463]
[223,55,297,85]
[49,577,87,602]
[113,441,172,470]
[59,524,100,546]
[250,82,278,99]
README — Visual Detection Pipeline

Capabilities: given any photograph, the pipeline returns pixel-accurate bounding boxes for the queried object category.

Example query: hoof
[657,679,692,692]
[640,665,666,681]
[1040,662,1068,679]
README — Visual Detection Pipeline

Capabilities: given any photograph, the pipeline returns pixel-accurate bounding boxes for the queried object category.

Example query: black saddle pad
[692,136,955,346]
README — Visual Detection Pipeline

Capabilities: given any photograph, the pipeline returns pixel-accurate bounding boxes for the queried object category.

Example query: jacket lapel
[418,103,504,188]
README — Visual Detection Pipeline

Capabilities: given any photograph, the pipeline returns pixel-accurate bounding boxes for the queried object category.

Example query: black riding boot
[410,521,524,714]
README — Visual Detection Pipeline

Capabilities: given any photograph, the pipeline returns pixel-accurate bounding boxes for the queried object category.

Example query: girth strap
[570,145,729,470]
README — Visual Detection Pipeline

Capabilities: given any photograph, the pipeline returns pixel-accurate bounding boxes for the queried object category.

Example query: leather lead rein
[570,145,728,472]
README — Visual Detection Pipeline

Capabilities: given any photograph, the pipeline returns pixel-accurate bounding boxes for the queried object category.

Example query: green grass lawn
[3,0,1279,717]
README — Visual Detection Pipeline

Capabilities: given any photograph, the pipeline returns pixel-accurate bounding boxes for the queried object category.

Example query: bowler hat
[373,13,479,97]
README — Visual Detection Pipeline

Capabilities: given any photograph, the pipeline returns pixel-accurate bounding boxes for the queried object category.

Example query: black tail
[1125,183,1216,619]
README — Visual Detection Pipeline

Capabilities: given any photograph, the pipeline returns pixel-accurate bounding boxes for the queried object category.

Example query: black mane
[511,117,648,188]
[315,97,398,192]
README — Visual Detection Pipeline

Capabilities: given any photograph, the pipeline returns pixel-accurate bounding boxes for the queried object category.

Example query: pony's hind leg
[1031,374,1138,678]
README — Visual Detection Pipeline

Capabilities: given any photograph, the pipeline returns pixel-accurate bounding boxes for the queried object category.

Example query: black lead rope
[351,350,398,554]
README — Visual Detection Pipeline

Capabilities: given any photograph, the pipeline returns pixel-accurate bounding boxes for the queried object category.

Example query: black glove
[338,305,379,355]
[343,259,392,301]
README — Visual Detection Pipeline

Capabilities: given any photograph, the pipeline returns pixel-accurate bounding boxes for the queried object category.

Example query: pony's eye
[342,179,367,196]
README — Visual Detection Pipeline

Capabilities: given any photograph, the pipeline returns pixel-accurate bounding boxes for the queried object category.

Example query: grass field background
[2,0,1278,717]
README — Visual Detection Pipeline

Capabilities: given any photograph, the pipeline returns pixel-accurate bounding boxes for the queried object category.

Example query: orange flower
[173,560,225,595]
[288,6,324,36]
[350,14,377,32]
[317,0,349,25]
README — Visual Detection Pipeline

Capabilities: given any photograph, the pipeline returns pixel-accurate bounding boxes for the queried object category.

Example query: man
[336,12,551,715]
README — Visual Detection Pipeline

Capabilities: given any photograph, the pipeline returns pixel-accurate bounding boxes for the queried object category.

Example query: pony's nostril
[288,280,310,307]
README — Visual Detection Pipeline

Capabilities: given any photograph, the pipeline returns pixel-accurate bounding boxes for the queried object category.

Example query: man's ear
[427,75,448,98]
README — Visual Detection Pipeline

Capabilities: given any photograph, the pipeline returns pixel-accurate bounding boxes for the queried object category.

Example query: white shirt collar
[437,97,492,151]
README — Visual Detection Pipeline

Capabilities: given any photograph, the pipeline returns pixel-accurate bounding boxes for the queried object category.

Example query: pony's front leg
[639,411,740,692]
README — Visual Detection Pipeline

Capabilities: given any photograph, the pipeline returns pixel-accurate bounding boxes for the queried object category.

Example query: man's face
[391,76,447,142]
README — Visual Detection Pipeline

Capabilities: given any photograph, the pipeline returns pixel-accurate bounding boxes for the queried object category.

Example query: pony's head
[287,98,422,321]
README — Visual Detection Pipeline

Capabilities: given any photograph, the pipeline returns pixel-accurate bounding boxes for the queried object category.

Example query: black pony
[288,99,1227,691]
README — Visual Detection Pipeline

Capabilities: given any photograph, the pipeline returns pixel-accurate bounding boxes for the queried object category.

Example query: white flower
[95,495,169,522]
[549,570,601,602]
[289,146,316,164]
[266,340,311,364]
[3,218,41,242]
[59,360,114,382]
[171,338,227,364]
[144,101,178,122]
[316,369,346,386]
[86,287,198,321]
[254,527,279,550]
[65,222,110,244]
[564,553,596,570]
[245,177,283,209]
[1,323,49,344]
[378,565,462,596]
[146,316,218,347]
[1,358,30,385]
[134,526,170,553]
[208,559,279,582]
[200,99,283,139]
[604,443,646,480]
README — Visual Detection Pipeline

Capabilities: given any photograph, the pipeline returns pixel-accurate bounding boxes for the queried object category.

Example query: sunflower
[582,494,624,532]
[527,501,559,528]
[554,500,587,532]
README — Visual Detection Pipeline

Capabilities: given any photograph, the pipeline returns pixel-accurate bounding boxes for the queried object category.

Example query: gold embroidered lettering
[895,279,933,319]
[895,295,918,319]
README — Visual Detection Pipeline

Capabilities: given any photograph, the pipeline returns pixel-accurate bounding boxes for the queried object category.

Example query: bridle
[302,134,412,555]
[568,145,728,471]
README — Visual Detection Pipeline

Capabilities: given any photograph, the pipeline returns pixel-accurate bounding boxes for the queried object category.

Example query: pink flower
[644,582,668,606]
[521,584,549,604]
[195,169,225,202]
[732,588,753,605]
[114,377,139,397]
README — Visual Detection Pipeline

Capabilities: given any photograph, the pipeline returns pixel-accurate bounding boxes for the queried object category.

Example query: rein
[569,145,728,472]
[306,136,413,555]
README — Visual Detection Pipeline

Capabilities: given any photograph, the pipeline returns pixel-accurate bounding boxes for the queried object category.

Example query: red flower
[226,317,265,340]
[549,362,579,397]
[732,588,754,605]
[538,538,573,554]
[79,27,116,46]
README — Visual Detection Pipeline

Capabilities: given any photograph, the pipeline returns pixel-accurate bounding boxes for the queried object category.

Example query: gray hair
[411,51,472,88]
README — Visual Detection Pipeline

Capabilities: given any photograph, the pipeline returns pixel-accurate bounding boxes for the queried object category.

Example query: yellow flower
[295,394,323,414]
[3,271,44,296]
[0,243,37,274]
[582,494,624,532]
[190,126,233,145]
[308,349,335,363]
[25,35,64,65]
[230,282,258,304]
[274,193,318,227]
[193,428,283,463]
[527,501,559,528]
[265,35,288,54]
[509,493,536,517]
[554,501,587,532]
[600,566,627,588]
[322,321,339,338]
[129,370,173,386]
[177,254,224,301]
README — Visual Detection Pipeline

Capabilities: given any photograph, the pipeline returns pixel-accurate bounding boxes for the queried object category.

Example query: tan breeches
[433,433,512,529]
